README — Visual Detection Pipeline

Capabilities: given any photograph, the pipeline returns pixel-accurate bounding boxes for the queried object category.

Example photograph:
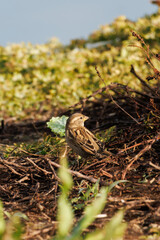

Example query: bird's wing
[69,127,103,155]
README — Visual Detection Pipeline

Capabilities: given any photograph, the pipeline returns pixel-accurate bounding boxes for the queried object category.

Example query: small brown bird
[65,113,109,158]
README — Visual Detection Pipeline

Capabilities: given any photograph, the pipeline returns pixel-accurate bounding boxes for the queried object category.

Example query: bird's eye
[80,117,83,119]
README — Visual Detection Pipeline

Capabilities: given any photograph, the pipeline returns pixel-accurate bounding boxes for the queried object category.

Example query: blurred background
[0,0,157,46]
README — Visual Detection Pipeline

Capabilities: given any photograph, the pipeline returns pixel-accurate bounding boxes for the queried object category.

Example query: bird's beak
[84,116,89,121]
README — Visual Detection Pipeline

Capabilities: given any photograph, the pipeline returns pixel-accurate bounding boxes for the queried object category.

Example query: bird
[65,113,110,158]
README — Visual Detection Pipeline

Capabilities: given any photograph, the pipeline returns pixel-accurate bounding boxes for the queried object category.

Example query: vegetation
[0,11,160,240]
[55,156,126,240]
[1,12,160,119]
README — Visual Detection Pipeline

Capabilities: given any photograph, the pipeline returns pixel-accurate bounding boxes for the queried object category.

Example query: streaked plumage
[65,113,107,158]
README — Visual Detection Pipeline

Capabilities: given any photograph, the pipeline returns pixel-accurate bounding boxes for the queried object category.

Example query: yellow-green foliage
[55,155,126,240]
[0,201,26,240]
[1,12,160,119]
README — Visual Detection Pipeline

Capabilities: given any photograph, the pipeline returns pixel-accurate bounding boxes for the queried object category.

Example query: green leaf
[67,187,108,240]
[85,210,126,240]
[57,193,74,238]
[108,180,128,192]
[13,212,28,221]
[59,156,73,191]
[0,201,5,236]
[47,116,68,137]
[57,155,74,239]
